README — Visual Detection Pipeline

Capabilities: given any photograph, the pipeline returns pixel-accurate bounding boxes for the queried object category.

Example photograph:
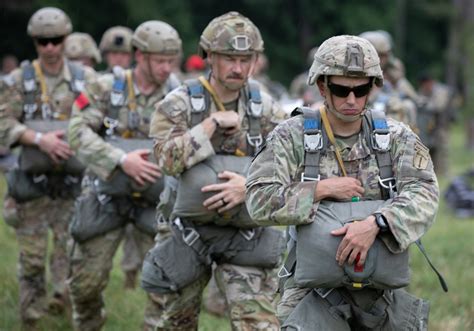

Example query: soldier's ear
[317,79,326,97]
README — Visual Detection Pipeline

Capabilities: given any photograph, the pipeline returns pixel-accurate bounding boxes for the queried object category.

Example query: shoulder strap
[245,80,264,155]
[166,73,180,93]
[363,109,396,199]
[21,61,38,118]
[67,61,85,95]
[185,78,209,127]
[296,106,325,182]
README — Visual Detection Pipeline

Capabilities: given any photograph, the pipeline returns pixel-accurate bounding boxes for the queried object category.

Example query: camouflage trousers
[67,225,154,331]
[13,195,74,323]
[120,223,144,287]
[143,263,280,331]
[278,283,429,330]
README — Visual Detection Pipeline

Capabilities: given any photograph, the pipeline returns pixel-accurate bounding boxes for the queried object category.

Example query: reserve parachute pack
[279,107,448,292]
[141,218,285,293]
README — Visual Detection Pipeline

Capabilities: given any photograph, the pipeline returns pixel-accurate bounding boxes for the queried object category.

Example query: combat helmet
[27,7,72,38]
[359,30,392,54]
[132,21,181,55]
[199,11,264,57]
[307,35,383,87]
[65,32,101,63]
[99,26,133,53]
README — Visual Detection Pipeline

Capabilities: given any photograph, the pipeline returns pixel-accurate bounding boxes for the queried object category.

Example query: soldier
[99,25,146,289]
[246,35,440,330]
[0,7,96,329]
[66,20,181,331]
[145,11,287,331]
[417,72,456,175]
[99,26,133,72]
[360,30,418,129]
[65,32,102,68]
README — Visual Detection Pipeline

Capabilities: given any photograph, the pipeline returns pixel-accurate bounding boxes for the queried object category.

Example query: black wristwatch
[373,212,389,233]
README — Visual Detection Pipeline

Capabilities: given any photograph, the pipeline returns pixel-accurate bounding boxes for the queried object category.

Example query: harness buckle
[314,287,334,299]
[110,89,125,106]
[304,132,323,152]
[23,104,37,118]
[97,193,111,205]
[247,133,263,150]
[249,101,263,118]
[103,117,119,136]
[190,95,205,112]
[182,227,200,246]
[73,79,85,93]
[277,265,292,278]
[239,229,255,241]
[372,131,390,151]
[41,103,52,120]
[378,176,397,198]
[32,174,47,184]
[301,172,320,182]
[24,78,36,92]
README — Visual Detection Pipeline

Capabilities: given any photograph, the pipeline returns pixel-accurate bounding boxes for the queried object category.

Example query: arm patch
[74,92,90,110]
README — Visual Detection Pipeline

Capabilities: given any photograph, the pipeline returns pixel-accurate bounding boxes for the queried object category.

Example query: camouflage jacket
[149,82,287,175]
[68,72,179,180]
[245,110,439,252]
[0,58,96,148]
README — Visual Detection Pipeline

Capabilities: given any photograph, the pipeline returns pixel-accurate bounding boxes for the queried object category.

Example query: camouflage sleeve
[68,76,125,180]
[380,121,439,252]
[149,87,215,176]
[245,117,318,226]
[0,70,28,147]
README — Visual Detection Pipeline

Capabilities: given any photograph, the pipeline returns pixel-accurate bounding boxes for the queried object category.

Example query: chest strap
[21,61,37,119]
[246,80,263,155]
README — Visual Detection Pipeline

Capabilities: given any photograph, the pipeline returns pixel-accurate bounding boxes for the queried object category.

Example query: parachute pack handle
[415,239,448,292]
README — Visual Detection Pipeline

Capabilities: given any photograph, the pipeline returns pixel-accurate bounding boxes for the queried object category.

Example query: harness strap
[105,70,128,136]
[277,244,296,292]
[320,106,347,177]
[32,60,52,119]
[415,240,448,292]
[125,69,137,111]
[172,218,212,265]
[300,107,324,182]
[67,61,85,94]
[21,61,38,118]
[246,81,264,155]
[186,78,208,127]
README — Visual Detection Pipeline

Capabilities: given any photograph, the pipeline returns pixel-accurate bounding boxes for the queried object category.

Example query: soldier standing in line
[0,7,96,329]
[99,26,133,73]
[66,20,181,331]
[246,35,440,330]
[144,11,287,331]
[98,24,145,289]
[417,72,457,175]
[65,32,102,68]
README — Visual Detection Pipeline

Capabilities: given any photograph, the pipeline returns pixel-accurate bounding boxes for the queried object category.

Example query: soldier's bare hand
[38,130,73,163]
[202,171,246,213]
[211,111,241,134]
[121,149,162,186]
[331,215,379,267]
[314,177,364,201]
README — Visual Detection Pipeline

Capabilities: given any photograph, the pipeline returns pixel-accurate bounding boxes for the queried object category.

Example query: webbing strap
[415,240,449,292]
[186,78,208,127]
[21,62,38,118]
[299,107,324,181]
[198,76,226,112]
[32,60,49,106]
[125,69,137,111]
[320,106,347,177]
[278,245,296,292]
[172,218,211,265]
[349,290,393,328]
[246,81,263,155]
[67,62,85,94]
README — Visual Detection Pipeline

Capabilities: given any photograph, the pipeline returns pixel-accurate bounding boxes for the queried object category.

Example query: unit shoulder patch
[413,139,430,170]
[74,92,90,110]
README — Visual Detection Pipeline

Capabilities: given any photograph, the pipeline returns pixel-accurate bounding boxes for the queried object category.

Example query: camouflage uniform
[145,12,287,331]
[67,20,181,331]
[0,17,96,327]
[246,35,439,330]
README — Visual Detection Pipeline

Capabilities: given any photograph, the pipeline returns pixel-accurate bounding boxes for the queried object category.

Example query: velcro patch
[413,140,430,170]
[74,92,90,110]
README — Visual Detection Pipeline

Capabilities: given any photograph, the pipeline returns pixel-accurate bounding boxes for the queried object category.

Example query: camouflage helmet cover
[199,11,264,57]
[99,26,133,53]
[65,32,102,63]
[359,30,392,54]
[132,20,182,55]
[307,35,383,87]
[27,7,72,38]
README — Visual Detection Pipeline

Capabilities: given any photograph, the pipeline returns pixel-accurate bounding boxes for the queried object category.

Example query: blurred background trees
[0,0,472,109]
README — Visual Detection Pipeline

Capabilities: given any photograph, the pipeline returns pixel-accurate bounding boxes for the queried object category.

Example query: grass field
[0,123,473,331]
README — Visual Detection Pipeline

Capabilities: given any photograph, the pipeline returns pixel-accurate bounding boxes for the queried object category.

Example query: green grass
[0,123,473,330]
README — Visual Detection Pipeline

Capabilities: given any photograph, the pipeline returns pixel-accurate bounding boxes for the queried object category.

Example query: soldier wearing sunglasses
[0,7,96,329]
[246,35,439,330]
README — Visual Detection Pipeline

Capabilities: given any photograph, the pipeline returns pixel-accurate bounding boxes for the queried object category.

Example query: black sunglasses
[327,81,372,98]
[36,36,65,46]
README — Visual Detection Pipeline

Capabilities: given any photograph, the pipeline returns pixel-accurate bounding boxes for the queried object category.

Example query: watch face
[376,214,388,232]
